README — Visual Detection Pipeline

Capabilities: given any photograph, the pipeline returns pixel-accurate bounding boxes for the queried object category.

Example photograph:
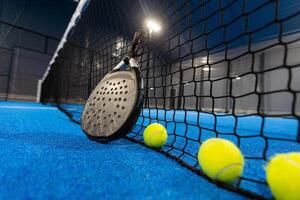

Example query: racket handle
[113,56,140,71]
[129,30,146,57]
[113,56,130,71]
[129,58,139,68]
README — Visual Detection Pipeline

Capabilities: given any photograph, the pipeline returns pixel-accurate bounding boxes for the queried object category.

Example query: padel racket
[81,31,146,143]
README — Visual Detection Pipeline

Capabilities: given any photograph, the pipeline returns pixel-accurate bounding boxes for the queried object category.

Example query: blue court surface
[0,101,250,199]
[59,102,300,198]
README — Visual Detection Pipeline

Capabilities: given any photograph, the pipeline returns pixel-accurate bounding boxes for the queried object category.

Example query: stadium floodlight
[145,19,161,33]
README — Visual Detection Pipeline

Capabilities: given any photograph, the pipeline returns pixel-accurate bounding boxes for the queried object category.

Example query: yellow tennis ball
[266,152,300,200]
[143,123,168,148]
[198,138,244,184]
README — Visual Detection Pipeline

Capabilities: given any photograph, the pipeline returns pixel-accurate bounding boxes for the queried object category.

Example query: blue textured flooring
[132,109,300,198]
[58,103,300,198]
[54,104,300,198]
[0,101,249,199]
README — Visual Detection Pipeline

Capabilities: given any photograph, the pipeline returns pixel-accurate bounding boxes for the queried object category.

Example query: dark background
[0,0,76,101]
[42,0,300,115]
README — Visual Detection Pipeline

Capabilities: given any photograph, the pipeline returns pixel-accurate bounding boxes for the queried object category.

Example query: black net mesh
[41,0,300,198]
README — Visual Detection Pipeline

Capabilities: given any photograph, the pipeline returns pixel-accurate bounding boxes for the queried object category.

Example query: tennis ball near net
[143,123,168,148]
[198,138,244,184]
[266,152,300,200]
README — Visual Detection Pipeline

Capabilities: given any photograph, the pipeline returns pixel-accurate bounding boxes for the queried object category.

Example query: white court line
[0,106,58,110]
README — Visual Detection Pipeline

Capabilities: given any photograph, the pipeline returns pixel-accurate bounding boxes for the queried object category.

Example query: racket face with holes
[81,67,143,142]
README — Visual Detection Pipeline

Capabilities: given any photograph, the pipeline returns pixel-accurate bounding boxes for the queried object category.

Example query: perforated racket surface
[81,67,143,143]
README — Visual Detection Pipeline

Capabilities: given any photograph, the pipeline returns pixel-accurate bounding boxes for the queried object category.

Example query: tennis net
[41,0,300,198]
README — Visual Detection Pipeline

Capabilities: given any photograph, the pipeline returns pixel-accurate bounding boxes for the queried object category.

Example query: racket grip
[129,30,146,57]
[129,58,139,68]
[113,56,130,71]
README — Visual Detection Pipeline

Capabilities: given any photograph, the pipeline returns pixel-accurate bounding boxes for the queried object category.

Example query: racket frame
[82,57,144,143]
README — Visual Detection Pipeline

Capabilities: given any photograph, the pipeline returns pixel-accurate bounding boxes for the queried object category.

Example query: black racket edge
[81,67,144,144]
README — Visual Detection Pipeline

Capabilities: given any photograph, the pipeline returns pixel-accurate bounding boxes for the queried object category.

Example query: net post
[36,79,42,102]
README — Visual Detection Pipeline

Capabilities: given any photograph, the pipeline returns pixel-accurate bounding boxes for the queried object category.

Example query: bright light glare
[202,67,210,71]
[235,76,241,80]
[146,19,161,33]
[201,57,208,64]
